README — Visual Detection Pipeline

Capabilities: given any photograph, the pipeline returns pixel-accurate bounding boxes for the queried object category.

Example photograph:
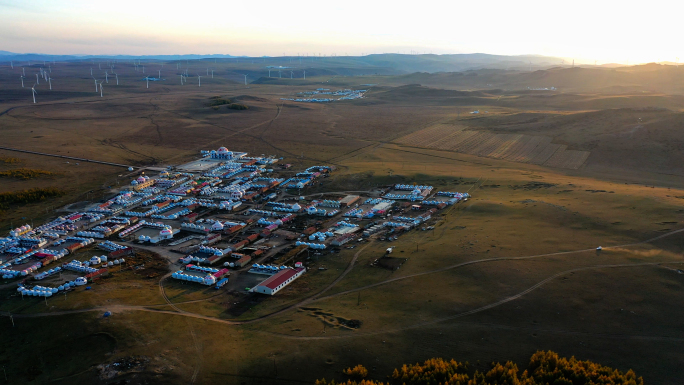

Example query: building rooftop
[257,267,304,290]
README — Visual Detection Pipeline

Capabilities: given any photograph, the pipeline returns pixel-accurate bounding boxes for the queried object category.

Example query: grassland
[1,59,684,384]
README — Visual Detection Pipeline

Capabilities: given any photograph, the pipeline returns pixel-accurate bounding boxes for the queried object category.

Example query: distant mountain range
[0,50,642,73]
[0,50,577,72]
[0,51,244,61]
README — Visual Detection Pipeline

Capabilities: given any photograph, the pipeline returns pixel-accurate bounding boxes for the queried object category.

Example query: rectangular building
[340,195,361,207]
[252,267,306,295]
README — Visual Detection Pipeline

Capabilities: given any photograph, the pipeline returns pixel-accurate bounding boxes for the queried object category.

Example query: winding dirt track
[3,227,684,341]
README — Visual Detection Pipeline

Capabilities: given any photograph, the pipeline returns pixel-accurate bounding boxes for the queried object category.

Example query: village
[0,147,468,300]
[281,88,367,103]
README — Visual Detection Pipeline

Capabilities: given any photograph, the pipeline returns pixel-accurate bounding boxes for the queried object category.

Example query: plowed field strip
[489,135,523,159]
[530,144,565,165]
[395,127,590,170]
[518,136,554,163]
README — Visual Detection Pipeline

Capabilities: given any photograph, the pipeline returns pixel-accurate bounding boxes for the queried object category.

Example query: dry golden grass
[3,62,684,384]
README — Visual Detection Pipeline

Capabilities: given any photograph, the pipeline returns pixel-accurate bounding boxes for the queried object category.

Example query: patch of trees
[0,157,21,164]
[209,97,232,106]
[208,97,248,110]
[0,168,56,180]
[227,103,248,110]
[315,351,643,385]
[0,187,66,210]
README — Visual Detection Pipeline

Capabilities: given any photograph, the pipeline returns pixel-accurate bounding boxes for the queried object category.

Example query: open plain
[1,58,684,384]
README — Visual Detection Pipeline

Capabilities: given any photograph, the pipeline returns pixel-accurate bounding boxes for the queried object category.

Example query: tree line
[0,168,56,180]
[0,187,66,210]
[316,351,643,385]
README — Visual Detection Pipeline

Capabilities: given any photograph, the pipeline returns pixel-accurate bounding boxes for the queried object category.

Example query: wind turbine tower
[197,74,202,87]
[31,85,37,104]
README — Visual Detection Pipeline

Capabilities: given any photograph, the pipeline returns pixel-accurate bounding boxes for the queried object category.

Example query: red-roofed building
[85,268,109,282]
[235,255,251,267]
[184,212,199,223]
[252,267,306,295]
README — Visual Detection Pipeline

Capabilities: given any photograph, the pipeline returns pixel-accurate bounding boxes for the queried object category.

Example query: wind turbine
[211,70,214,78]
[303,70,306,79]
[22,67,25,76]
[105,71,108,83]
[290,70,293,79]
[197,74,201,87]
[243,74,247,85]
[31,85,37,103]
[115,73,119,85]
[268,69,271,77]
[146,77,149,89]
[206,68,209,76]
[10,61,13,69]
[158,69,161,79]
[99,81,103,97]
[48,76,52,90]
[180,74,184,85]
[35,73,39,84]
[94,79,98,92]
[20,75,25,88]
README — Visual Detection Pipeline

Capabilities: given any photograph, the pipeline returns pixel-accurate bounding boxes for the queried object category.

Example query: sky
[0,0,680,64]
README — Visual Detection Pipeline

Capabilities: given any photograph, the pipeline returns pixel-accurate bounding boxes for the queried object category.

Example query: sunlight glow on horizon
[0,0,681,64]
